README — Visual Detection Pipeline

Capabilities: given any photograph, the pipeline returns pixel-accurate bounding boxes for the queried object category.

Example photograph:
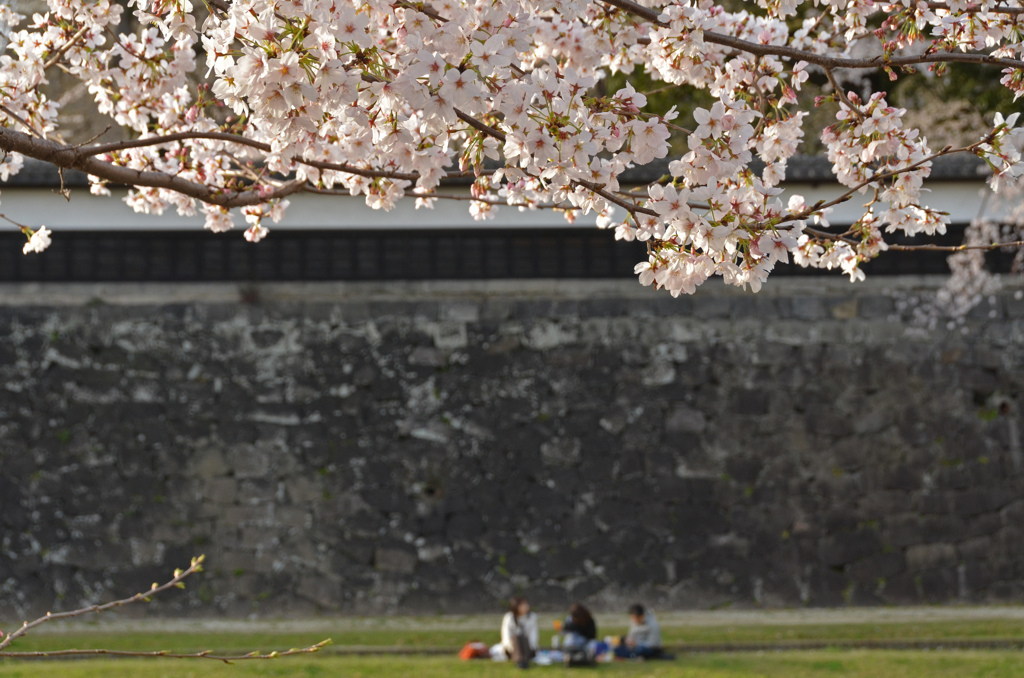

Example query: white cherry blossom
[0,0,1018,302]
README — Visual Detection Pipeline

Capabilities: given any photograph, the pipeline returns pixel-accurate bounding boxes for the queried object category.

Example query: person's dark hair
[628,603,645,617]
[509,596,526,617]
[568,602,594,628]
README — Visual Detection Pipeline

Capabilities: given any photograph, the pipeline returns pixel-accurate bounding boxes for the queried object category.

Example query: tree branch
[84,131,425,182]
[43,25,90,70]
[0,126,306,208]
[598,0,1024,70]
[889,239,1024,252]
[0,105,43,138]
[0,642,331,662]
[782,142,989,226]
[0,555,331,662]
[925,1,1024,15]
[0,556,205,652]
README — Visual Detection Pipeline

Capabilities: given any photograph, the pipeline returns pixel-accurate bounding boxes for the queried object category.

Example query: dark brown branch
[308,185,573,210]
[395,0,448,23]
[0,126,305,208]
[85,132,423,182]
[83,131,500,183]
[889,239,1024,252]
[454,109,506,141]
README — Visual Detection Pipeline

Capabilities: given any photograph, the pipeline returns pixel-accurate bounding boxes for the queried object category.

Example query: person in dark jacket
[561,603,597,650]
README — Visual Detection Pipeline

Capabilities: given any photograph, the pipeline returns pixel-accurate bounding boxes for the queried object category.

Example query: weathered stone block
[408,347,447,367]
[203,477,237,505]
[818,530,881,567]
[374,546,418,574]
[788,297,827,320]
[858,296,895,318]
[665,404,707,434]
[224,443,271,479]
[847,552,905,582]
[540,437,581,468]
[1001,499,1024,526]
[691,296,730,319]
[190,446,230,479]
[731,389,769,415]
[958,535,993,562]
[906,543,957,572]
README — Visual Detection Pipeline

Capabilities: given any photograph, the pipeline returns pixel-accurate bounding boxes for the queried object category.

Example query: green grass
[3,652,1024,678]
[3,617,1024,678]
[658,620,1024,645]
[5,618,1024,655]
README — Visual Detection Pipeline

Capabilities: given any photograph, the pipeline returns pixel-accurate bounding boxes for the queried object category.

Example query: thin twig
[0,641,332,662]
[43,25,91,70]
[0,556,205,652]
[889,239,1024,252]
[823,67,865,121]
[0,105,43,138]
[925,1,1024,15]
[308,185,574,210]
[781,142,985,226]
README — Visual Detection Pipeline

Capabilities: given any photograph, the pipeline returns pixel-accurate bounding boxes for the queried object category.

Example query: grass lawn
[3,652,1024,678]
[2,616,1024,677]
[4,618,1024,654]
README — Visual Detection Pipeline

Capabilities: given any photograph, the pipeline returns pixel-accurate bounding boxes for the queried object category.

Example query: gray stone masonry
[1,277,1023,617]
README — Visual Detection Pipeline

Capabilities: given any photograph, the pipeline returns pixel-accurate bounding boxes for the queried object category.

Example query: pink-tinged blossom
[244,224,268,242]
[0,0,1019,300]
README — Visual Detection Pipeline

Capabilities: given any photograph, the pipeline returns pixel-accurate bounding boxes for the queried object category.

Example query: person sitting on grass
[501,596,539,669]
[561,603,597,651]
[614,603,668,660]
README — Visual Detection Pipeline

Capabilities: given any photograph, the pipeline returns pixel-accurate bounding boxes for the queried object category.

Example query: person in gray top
[614,604,668,660]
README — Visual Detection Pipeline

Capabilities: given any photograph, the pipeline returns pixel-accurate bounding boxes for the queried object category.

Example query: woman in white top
[501,596,539,668]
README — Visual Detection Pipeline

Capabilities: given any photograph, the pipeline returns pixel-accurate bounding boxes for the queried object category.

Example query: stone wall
[1,277,1023,618]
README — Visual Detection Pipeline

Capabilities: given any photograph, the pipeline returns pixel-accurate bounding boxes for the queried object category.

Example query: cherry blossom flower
[22,226,51,254]
[0,0,1018,306]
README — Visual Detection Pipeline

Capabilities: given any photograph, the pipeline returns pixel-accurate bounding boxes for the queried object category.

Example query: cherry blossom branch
[803,226,854,244]
[0,126,307,208]
[84,131,425,182]
[924,2,1024,15]
[307,185,575,210]
[395,0,448,23]
[0,555,331,662]
[42,25,90,70]
[453,108,507,141]
[598,0,1024,70]
[84,131,494,183]
[823,67,865,122]
[0,106,43,138]
[205,0,230,13]
[0,556,205,652]
[889,239,1024,252]
[444,106,662,217]
[782,142,989,226]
